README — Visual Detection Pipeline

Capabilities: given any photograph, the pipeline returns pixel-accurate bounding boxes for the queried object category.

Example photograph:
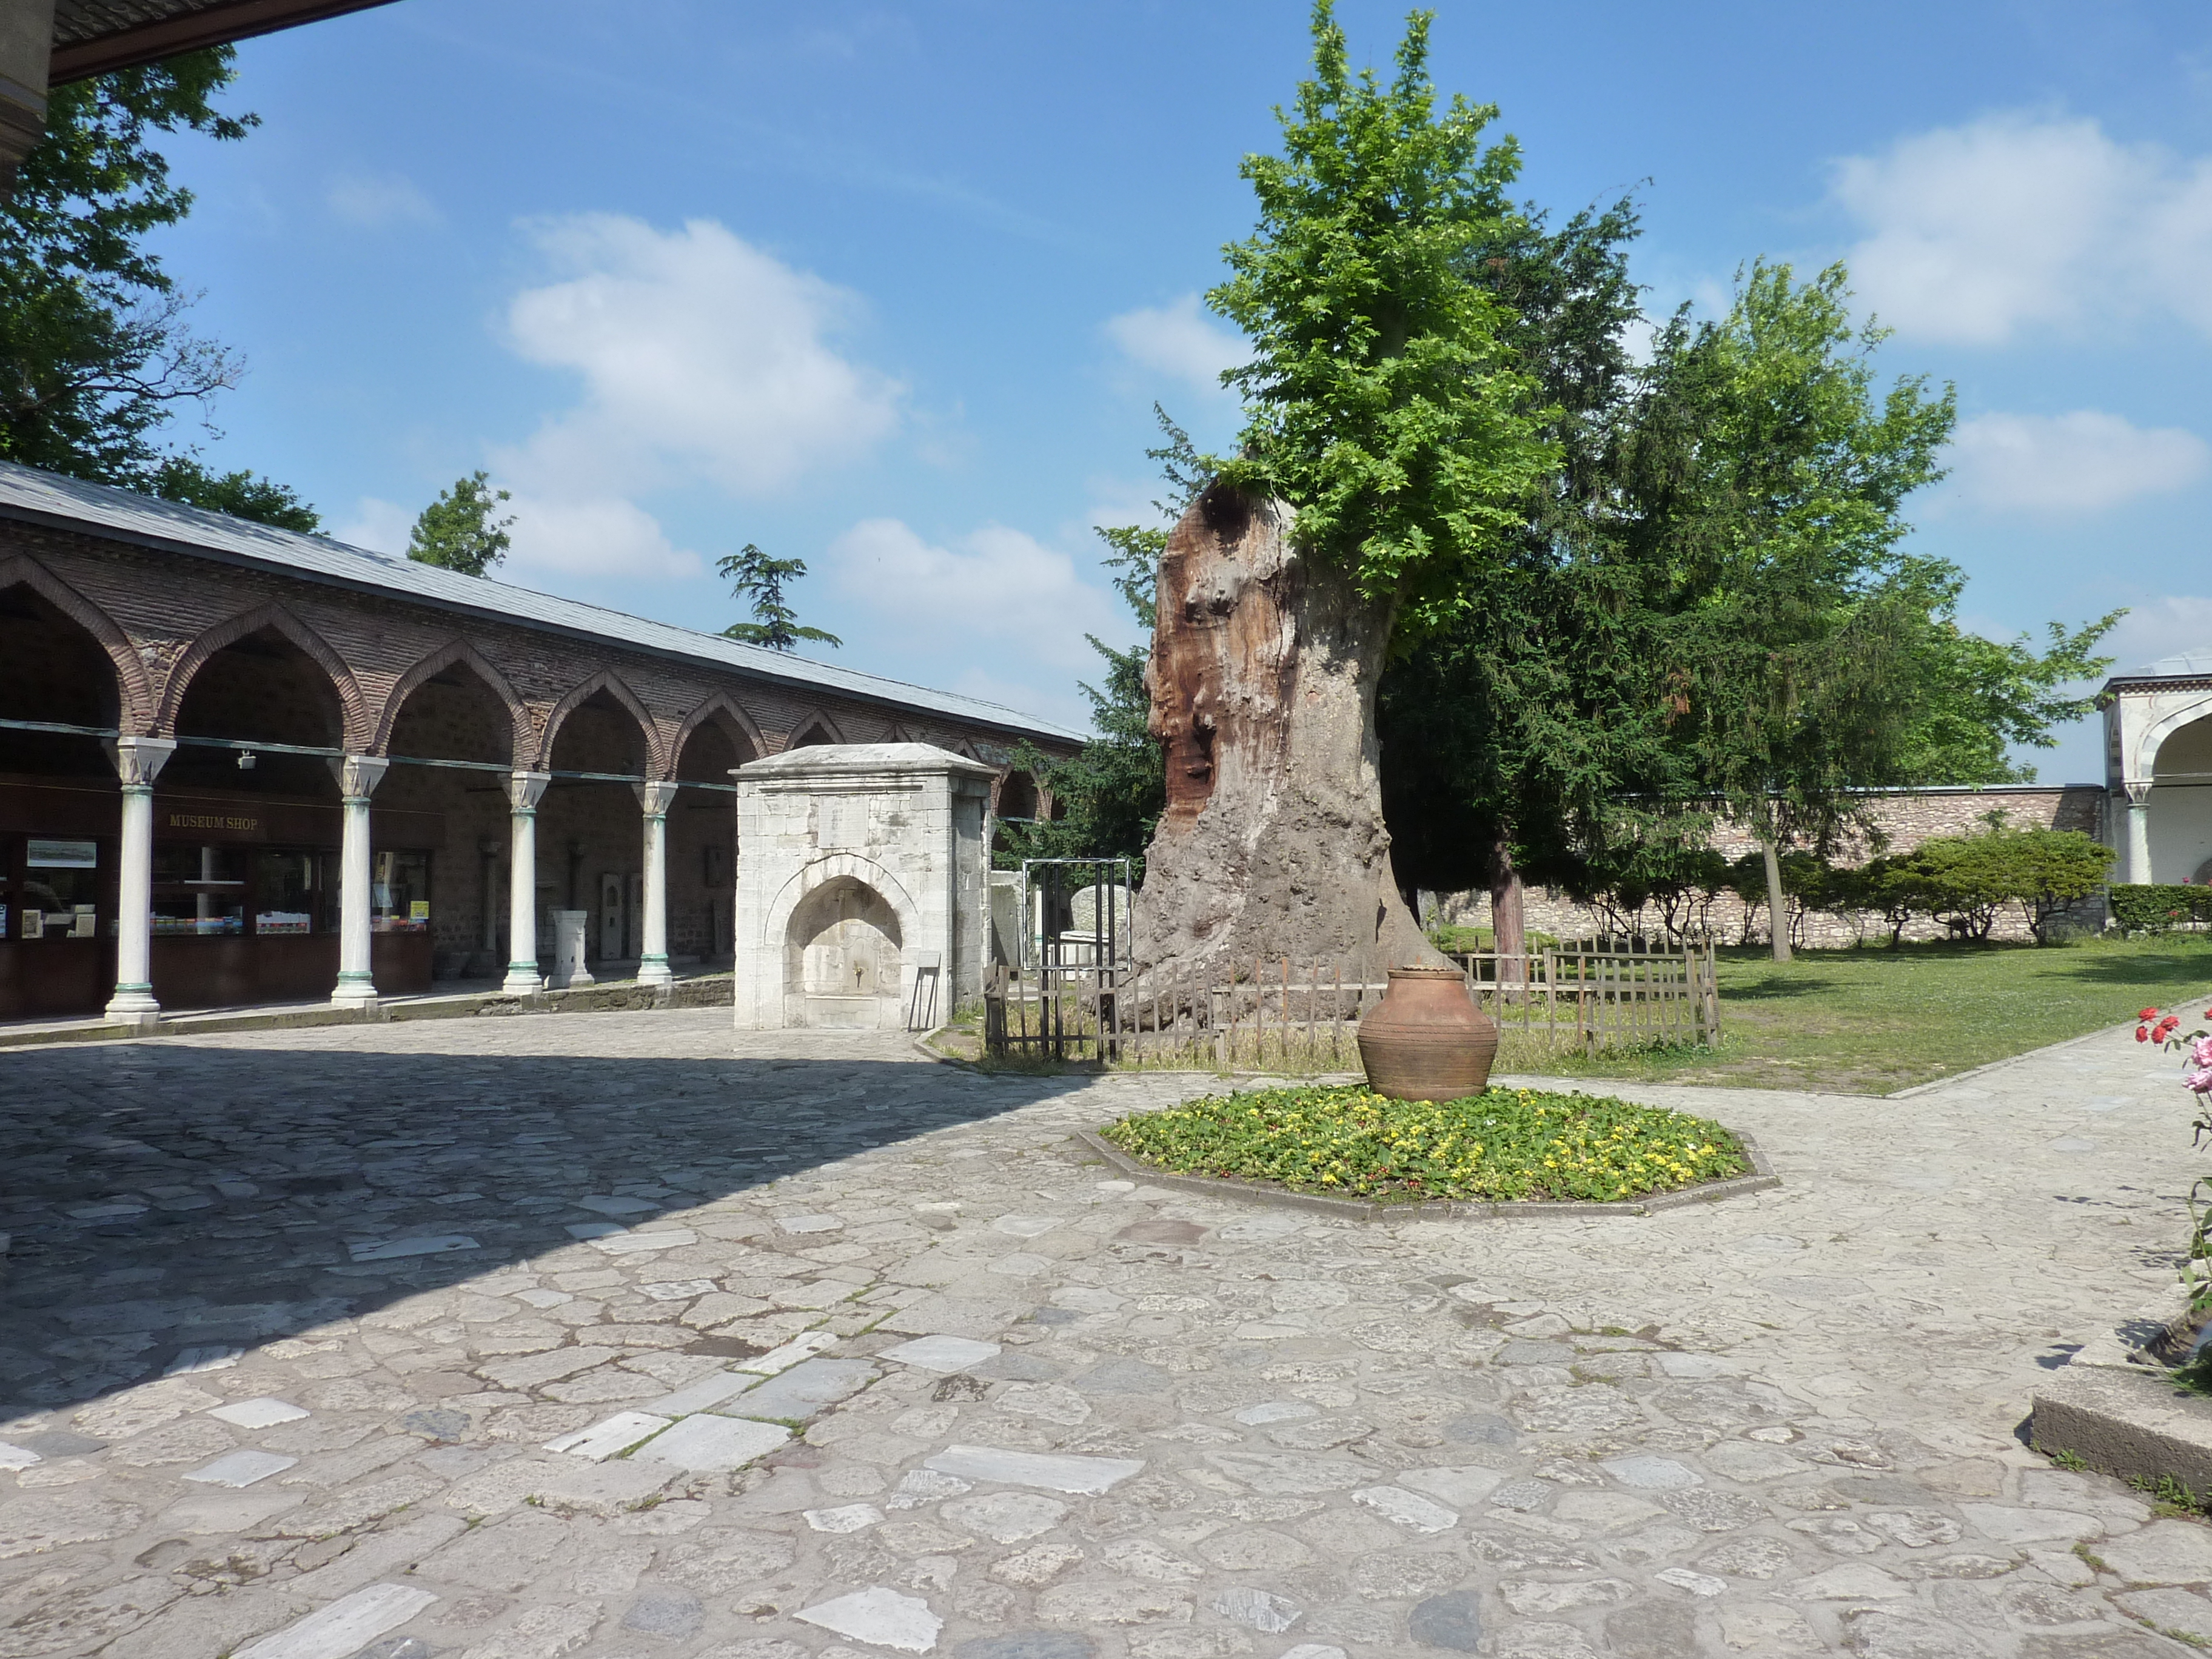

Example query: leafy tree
[1637,261,1956,961]
[717,543,840,651]
[1139,2,1553,980]
[407,471,515,577]
[149,454,318,531]
[1208,4,1551,642]
[1894,828,2113,944]
[1380,193,1663,968]
[0,50,253,484]
[1895,596,2120,785]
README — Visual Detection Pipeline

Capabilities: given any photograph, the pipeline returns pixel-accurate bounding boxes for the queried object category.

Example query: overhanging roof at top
[49,0,399,82]
[2105,653,2212,691]
[0,460,1088,746]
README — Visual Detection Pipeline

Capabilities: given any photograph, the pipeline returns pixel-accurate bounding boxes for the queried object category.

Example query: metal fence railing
[982,940,1719,1066]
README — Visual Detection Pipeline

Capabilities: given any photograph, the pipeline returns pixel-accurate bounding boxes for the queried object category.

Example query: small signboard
[26,839,96,869]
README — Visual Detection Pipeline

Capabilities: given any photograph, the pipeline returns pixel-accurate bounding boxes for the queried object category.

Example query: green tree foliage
[1643,261,1956,851]
[1208,1,1552,646]
[1890,828,2113,943]
[1381,195,1663,899]
[717,543,840,651]
[0,50,253,484]
[407,471,515,578]
[1894,599,2120,784]
[150,454,318,531]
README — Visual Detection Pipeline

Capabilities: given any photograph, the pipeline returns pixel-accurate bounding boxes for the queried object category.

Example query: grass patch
[1510,934,2212,1094]
[1099,1083,1749,1203]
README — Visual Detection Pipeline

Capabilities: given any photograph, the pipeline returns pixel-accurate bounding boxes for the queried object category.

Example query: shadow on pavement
[0,1033,1100,1423]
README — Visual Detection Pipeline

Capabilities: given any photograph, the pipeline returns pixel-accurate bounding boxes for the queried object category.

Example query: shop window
[152,843,248,936]
[18,837,99,939]
[252,850,323,935]
[374,850,431,933]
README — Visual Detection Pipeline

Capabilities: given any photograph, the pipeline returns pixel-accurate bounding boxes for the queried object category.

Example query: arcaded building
[0,463,1080,1025]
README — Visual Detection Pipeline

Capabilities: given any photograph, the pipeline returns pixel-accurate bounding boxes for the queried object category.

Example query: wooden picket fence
[982,939,1718,1066]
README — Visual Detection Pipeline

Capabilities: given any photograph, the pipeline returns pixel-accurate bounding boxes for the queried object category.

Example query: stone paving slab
[0,1008,2207,1657]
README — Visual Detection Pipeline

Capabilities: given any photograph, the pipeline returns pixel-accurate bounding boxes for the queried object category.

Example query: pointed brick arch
[668,691,766,782]
[0,551,156,734]
[157,602,368,748]
[373,638,528,759]
[783,707,845,751]
[535,668,665,776]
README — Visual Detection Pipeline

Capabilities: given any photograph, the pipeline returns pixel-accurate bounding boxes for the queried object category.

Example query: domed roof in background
[2122,652,2212,680]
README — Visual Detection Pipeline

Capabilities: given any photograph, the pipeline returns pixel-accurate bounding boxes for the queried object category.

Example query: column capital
[2125,780,2154,807]
[507,770,552,812]
[105,734,176,788]
[329,753,390,800]
[634,780,680,816]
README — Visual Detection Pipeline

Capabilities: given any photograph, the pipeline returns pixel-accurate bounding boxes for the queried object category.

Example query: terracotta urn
[1356,966,1498,1102]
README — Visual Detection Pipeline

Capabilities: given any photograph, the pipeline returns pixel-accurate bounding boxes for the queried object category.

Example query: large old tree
[1134,4,1550,981]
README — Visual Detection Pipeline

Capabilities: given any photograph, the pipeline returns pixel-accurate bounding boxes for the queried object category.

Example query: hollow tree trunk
[1134,483,1439,982]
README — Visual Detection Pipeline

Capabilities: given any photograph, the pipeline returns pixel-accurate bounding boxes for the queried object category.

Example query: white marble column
[104,735,176,1027]
[2127,782,2154,884]
[501,771,552,996]
[329,755,390,1011]
[635,780,679,988]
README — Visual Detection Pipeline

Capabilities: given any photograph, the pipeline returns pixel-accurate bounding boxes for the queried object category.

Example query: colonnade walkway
[0,1008,2203,1657]
[98,737,696,1028]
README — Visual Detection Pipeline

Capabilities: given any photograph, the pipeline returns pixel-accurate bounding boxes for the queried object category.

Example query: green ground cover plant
[1525,934,2212,1094]
[1101,1083,1748,1202]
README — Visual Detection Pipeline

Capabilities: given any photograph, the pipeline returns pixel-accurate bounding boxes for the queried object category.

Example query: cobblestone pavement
[0,1009,2205,1659]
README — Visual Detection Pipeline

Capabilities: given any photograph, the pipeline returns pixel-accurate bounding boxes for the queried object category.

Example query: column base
[501,963,545,996]
[636,956,674,988]
[104,984,161,1031]
[331,973,379,1013]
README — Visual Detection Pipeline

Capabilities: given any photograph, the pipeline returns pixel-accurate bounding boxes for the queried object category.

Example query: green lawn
[1501,934,2212,1096]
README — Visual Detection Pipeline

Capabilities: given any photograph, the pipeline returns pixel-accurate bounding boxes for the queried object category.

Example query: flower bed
[1099,1083,1750,1204]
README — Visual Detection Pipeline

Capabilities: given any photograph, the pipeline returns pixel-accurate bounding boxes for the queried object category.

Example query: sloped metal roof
[2110,652,2212,686]
[0,460,1088,743]
[50,1,401,82]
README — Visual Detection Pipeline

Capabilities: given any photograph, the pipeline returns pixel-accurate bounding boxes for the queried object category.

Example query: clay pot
[1356,966,1499,1102]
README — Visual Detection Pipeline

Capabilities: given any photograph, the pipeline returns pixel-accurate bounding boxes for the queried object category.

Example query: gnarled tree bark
[1134,482,1440,981]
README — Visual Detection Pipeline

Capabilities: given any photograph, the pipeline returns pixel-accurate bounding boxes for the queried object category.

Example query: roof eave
[0,494,1085,746]
[49,0,403,83]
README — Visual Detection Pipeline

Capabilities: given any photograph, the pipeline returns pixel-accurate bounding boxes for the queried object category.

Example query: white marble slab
[544,1412,672,1460]
[232,1583,439,1659]
[923,1444,1144,1494]
[345,1235,478,1262]
[795,1587,942,1653]
[636,1413,788,1472]
[879,1335,1000,1373]
[183,1449,298,1488]
[209,1398,308,1429]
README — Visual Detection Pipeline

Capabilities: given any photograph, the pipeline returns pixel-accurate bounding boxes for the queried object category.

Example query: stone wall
[1432,786,2113,948]
[732,745,996,1030]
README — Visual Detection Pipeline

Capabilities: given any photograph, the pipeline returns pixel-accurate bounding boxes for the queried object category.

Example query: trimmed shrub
[2111,884,2212,934]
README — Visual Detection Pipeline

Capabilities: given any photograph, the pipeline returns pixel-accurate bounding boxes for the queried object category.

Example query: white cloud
[1945,410,2210,512]
[503,492,699,581]
[326,172,438,229]
[333,497,414,555]
[501,214,901,502]
[1104,293,1249,396]
[823,517,1125,660]
[1832,113,2212,343]
[2103,597,2212,678]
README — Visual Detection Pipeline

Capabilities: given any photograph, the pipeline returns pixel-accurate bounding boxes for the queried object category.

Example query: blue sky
[149,0,2212,780]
